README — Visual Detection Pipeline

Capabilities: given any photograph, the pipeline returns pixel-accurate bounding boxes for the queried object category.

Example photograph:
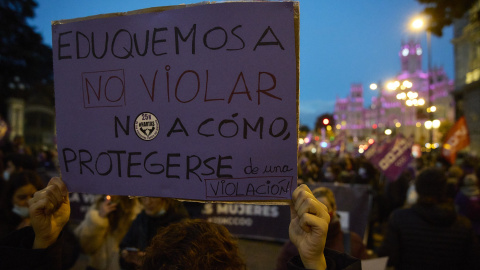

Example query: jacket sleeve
[287,249,361,270]
[0,226,64,270]
[377,212,400,267]
[74,207,109,254]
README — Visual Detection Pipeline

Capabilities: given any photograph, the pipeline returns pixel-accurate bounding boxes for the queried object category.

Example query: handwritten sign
[52,2,299,202]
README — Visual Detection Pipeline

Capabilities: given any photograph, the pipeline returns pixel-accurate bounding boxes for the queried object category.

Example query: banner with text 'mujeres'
[52,2,299,203]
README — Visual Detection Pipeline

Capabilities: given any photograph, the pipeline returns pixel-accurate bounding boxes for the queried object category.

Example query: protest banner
[186,182,371,242]
[377,135,414,182]
[52,2,299,203]
[187,202,290,241]
[442,116,470,164]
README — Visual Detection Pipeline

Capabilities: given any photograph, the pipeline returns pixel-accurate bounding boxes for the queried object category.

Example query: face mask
[12,204,30,218]
[3,171,9,181]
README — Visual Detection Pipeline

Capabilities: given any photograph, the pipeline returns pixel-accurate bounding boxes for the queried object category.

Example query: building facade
[452,0,480,155]
[334,40,455,146]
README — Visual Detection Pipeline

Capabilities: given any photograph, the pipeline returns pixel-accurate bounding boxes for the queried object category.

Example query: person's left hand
[29,177,70,249]
[289,184,330,270]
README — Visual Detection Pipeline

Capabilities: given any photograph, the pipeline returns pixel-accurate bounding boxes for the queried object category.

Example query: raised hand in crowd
[29,177,70,249]
[289,184,330,270]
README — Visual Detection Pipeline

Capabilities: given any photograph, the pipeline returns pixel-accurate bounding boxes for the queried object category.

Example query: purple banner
[52,2,298,202]
[377,136,414,181]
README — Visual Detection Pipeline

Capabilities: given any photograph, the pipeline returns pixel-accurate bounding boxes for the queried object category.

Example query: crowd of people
[0,134,480,269]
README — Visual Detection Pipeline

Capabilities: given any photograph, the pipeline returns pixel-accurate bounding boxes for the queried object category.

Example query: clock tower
[400,40,422,74]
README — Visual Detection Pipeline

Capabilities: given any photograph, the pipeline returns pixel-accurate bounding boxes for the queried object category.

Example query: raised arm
[289,184,330,270]
[29,177,70,249]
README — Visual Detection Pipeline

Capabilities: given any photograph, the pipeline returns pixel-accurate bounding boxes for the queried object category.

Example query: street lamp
[411,16,433,144]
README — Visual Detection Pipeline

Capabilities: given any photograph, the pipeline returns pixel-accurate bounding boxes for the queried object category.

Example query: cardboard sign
[52,2,299,203]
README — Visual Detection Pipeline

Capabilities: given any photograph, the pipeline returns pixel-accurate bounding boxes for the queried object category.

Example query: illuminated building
[334,40,455,144]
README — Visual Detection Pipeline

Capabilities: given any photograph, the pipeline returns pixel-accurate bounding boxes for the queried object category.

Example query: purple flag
[377,136,414,181]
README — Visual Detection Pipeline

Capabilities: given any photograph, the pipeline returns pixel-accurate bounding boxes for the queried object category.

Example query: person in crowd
[141,218,246,270]
[378,168,480,269]
[74,194,141,270]
[0,178,361,270]
[119,196,189,269]
[446,165,463,199]
[2,153,37,182]
[276,186,367,270]
[455,172,480,240]
[0,170,44,238]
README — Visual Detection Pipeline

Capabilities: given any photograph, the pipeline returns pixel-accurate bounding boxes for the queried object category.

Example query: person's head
[3,153,37,180]
[312,187,337,220]
[142,219,245,270]
[415,168,447,203]
[139,197,177,216]
[1,170,44,217]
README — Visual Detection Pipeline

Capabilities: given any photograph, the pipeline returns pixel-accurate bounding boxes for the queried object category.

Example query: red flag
[442,116,470,164]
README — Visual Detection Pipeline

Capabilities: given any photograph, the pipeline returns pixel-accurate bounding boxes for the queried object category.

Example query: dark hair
[142,219,246,270]
[1,170,44,210]
[415,168,447,201]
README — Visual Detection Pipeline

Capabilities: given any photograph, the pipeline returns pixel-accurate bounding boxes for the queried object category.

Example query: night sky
[29,0,454,128]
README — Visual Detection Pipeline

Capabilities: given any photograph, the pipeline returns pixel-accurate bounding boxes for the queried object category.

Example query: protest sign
[442,116,470,164]
[52,2,299,202]
[377,135,414,181]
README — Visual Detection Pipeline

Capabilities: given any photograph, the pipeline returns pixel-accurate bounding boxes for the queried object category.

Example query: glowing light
[106,195,111,201]
[387,81,397,91]
[368,139,375,145]
[416,122,421,127]
[403,80,413,88]
[304,137,311,144]
[372,124,377,129]
[443,144,451,150]
[430,106,437,112]
[432,119,441,129]
[326,125,332,131]
[406,100,413,106]
[395,122,401,128]
[311,148,317,154]
[412,99,418,106]
[359,148,365,154]
[425,120,432,129]
[385,129,392,135]
[314,136,320,141]
[411,18,425,30]
[299,138,304,145]
[336,124,342,130]
[425,143,431,148]
[434,143,440,148]
[320,142,328,148]
[341,121,346,126]
[323,118,329,125]
[418,98,425,106]
[370,83,378,90]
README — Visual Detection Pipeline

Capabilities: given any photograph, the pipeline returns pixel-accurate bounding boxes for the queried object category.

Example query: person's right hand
[28,177,70,249]
[289,184,330,270]
[98,198,117,218]
[121,249,146,266]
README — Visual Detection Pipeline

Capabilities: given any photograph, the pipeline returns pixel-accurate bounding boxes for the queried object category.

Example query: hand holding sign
[289,184,329,270]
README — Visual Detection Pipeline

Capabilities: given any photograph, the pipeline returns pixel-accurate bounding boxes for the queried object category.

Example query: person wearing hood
[378,168,480,269]
[275,187,367,270]
[455,171,480,240]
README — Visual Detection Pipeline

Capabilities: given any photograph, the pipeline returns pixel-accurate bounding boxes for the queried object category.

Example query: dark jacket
[287,249,361,270]
[378,202,480,269]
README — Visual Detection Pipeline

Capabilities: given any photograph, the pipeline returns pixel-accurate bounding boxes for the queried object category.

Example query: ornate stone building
[334,40,455,146]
